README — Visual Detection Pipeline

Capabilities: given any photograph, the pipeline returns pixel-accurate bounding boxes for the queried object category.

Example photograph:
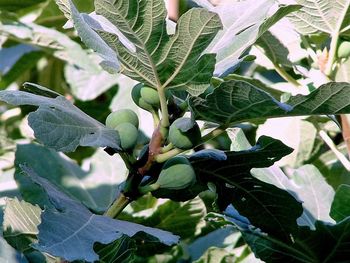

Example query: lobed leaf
[20,165,179,262]
[190,81,350,126]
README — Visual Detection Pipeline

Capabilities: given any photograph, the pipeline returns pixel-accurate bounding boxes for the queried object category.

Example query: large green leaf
[289,0,350,36]
[190,81,350,126]
[0,20,96,72]
[0,84,120,152]
[71,0,222,94]
[330,184,350,222]
[20,165,179,262]
[193,0,300,75]
[190,136,302,242]
[15,144,126,212]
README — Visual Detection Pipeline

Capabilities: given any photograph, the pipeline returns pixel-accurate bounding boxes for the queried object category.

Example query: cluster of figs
[105,84,201,192]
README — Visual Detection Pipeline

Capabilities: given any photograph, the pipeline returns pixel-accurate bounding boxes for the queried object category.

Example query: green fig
[140,86,160,107]
[155,156,196,190]
[168,118,201,149]
[115,123,139,150]
[338,41,350,59]
[132,84,155,111]
[106,109,139,129]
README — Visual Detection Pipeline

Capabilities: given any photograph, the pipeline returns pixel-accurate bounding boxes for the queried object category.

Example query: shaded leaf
[330,184,350,222]
[19,165,179,262]
[0,86,121,152]
[0,236,28,263]
[95,236,136,263]
[256,31,292,68]
[243,219,350,263]
[190,81,350,126]
[144,198,206,239]
[0,0,45,11]
[190,136,302,241]
[252,165,335,229]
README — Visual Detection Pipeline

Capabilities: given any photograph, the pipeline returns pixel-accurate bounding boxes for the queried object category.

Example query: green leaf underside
[190,136,302,241]
[243,219,350,263]
[3,198,41,252]
[93,0,222,95]
[20,166,179,262]
[289,0,350,35]
[190,81,350,125]
[0,87,121,152]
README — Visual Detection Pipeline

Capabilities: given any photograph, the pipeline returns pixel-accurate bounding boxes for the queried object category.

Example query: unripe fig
[106,109,139,129]
[132,84,155,111]
[140,86,160,107]
[168,118,201,149]
[155,156,196,190]
[338,41,350,59]
[115,123,138,150]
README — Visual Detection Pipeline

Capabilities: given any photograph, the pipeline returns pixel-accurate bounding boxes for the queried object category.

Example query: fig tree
[155,156,196,190]
[115,122,139,150]
[168,118,201,149]
[105,109,139,129]
[338,41,350,59]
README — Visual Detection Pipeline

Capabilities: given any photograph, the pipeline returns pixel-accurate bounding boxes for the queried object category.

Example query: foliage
[1,0,350,262]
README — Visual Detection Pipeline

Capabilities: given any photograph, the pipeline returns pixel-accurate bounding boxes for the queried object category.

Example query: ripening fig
[155,156,196,190]
[338,41,350,59]
[140,86,160,107]
[115,122,139,150]
[105,109,139,129]
[168,118,201,149]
